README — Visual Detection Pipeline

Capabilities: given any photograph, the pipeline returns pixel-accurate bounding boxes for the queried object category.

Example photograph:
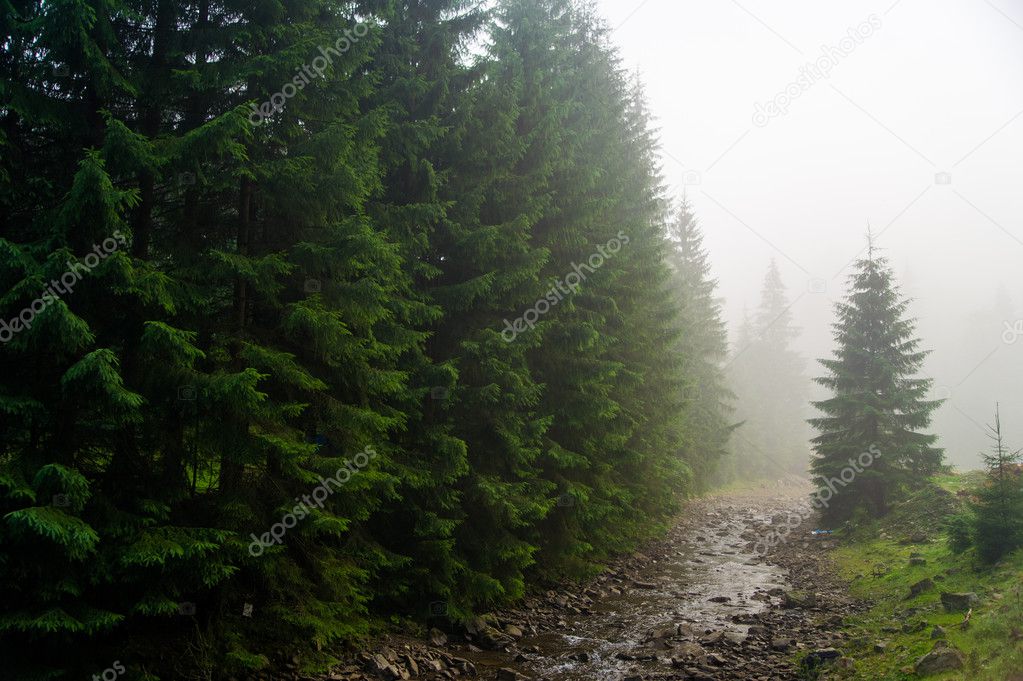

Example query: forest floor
[322,483,868,681]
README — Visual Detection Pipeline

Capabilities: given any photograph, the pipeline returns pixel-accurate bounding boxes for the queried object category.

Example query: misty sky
[595,0,1023,468]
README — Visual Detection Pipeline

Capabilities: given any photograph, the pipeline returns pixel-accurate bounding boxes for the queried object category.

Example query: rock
[915,647,965,675]
[802,648,842,668]
[909,557,927,566]
[771,638,793,652]
[930,625,946,639]
[503,624,523,639]
[675,642,706,659]
[873,642,887,653]
[647,624,678,640]
[707,595,731,603]
[705,653,727,666]
[940,592,979,612]
[428,627,447,647]
[781,590,816,609]
[632,579,657,589]
[909,578,935,598]
[496,668,520,681]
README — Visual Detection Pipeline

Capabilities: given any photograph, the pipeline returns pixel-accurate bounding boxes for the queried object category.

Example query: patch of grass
[825,476,1023,680]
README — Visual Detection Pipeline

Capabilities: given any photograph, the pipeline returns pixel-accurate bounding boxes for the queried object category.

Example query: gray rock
[801,648,841,669]
[915,647,965,675]
[940,591,979,612]
[909,578,935,598]
[428,627,447,647]
[930,625,946,639]
[771,638,793,652]
[781,590,816,609]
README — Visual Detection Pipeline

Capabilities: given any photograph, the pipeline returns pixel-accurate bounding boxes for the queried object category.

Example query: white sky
[595,0,1023,467]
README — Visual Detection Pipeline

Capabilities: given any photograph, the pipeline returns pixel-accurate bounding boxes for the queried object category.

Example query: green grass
[824,478,1023,680]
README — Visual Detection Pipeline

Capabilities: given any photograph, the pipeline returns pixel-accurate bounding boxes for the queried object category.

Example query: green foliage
[810,240,943,522]
[831,473,1023,680]
[945,511,975,554]
[971,405,1023,563]
[0,0,734,676]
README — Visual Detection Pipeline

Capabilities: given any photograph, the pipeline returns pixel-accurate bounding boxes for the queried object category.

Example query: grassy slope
[825,472,1023,680]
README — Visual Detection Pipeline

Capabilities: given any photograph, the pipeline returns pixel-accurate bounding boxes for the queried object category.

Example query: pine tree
[972,404,1023,563]
[727,260,808,477]
[810,238,943,521]
[666,200,734,490]
[1,0,735,675]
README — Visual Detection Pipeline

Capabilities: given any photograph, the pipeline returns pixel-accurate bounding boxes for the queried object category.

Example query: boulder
[503,624,524,639]
[915,647,965,675]
[909,578,935,598]
[428,627,447,647]
[940,592,979,612]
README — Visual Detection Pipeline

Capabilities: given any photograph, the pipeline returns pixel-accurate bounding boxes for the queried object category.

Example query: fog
[596,0,1023,470]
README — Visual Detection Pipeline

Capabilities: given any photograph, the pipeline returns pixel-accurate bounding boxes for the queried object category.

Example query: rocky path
[328,485,865,681]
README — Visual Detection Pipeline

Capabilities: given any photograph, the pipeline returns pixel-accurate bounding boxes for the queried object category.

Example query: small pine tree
[810,237,943,521]
[973,404,1023,563]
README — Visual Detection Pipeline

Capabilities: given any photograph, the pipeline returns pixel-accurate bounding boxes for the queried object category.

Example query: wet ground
[503,503,791,679]
[328,484,862,681]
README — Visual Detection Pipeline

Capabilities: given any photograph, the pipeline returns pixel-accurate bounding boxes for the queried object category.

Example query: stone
[503,624,523,639]
[909,557,927,566]
[771,638,793,652]
[781,590,816,609]
[930,625,946,639]
[496,668,519,681]
[915,647,965,675]
[909,578,935,598]
[800,648,841,672]
[647,624,678,640]
[940,592,979,612]
[428,627,447,647]
[707,595,731,603]
[675,642,706,659]
[706,653,727,666]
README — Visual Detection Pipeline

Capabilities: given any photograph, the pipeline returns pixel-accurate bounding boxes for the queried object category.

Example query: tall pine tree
[810,239,943,521]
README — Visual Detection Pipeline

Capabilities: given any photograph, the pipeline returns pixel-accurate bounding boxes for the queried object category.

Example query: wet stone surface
[321,485,865,681]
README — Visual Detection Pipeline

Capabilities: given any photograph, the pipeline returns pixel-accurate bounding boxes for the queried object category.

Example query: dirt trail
[331,485,864,681]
